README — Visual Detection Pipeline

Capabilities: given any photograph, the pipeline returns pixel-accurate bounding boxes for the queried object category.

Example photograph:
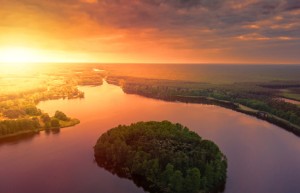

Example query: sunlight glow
[0,47,44,63]
[0,46,95,64]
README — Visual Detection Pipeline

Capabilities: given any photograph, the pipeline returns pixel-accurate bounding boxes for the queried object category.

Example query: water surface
[279,97,300,105]
[1,81,300,193]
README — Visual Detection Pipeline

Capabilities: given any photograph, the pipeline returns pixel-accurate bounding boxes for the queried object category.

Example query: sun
[0,47,43,63]
[0,46,96,64]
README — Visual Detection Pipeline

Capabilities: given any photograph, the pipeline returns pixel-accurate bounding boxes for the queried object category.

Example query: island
[0,110,79,138]
[94,121,227,193]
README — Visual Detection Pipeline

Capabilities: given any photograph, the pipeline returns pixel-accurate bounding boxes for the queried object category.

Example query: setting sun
[0,46,95,63]
[0,47,42,63]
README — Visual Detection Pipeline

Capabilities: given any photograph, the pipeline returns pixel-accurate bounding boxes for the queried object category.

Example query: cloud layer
[1,0,300,63]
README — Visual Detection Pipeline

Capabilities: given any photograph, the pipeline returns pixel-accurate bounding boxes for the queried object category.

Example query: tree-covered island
[94,121,227,193]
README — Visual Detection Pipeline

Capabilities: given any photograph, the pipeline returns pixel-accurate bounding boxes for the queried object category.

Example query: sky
[0,0,300,64]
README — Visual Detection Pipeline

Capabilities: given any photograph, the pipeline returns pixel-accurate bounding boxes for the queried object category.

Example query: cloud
[1,0,300,63]
[283,0,300,11]
[80,0,98,3]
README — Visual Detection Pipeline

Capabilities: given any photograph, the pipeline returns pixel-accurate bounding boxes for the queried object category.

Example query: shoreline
[1,80,298,140]
[0,119,80,139]
[105,77,300,137]
[124,92,300,137]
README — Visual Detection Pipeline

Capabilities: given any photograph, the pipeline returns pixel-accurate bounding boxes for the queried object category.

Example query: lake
[279,97,300,105]
[1,80,300,193]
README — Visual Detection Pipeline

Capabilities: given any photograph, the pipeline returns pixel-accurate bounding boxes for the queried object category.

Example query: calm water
[1,81,300,193]
[280,98,300,105]
[98,63,300,83]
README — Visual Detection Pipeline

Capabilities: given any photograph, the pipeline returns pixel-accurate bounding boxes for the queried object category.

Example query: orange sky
[0,0,300,64]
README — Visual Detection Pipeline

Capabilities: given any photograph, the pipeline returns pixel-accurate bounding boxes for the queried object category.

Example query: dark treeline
[0,118,40,136]
[258,82,300,89]
[236,98,300,125]
[107,76,300,131]
[94,121,227,193]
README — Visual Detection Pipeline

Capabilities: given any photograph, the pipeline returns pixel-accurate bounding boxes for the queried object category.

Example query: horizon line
[0,62,300,65]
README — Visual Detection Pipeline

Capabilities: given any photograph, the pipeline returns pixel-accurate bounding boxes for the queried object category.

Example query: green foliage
[41,113,51,123]
[184,168,201,193]
[108,76,300,128]
[54,111,70,121]
[236,98,300,125]
[50,118,60,128]
[24,106,42,116]
[0,118,40,136]
[3,109,25,119]
[0,109,79,137]
[94,121,227,193]
[170,170,183,193]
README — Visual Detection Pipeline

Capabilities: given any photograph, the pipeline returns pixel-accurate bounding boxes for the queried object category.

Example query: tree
[54,111,69,121]
[170,170,183,193]
[161,163,174,187]
[41,113,51,123]
[24,106,41,116]
[31,117,41,128]
[50,119,60,128]
[146,159,160,182]
[45,121,51,129]
[184,168,201,193]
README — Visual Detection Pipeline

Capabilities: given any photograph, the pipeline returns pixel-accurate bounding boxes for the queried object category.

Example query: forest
[94,121,227,193]
[107,76,300,136]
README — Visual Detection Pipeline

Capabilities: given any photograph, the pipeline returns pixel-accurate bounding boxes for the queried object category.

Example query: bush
[54,111,69,121]
[50,119,60,128]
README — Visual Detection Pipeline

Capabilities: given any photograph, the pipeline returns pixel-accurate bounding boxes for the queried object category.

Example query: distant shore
[122,91,300,137]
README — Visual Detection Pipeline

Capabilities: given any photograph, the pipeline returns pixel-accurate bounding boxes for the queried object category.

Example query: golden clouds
[0,0,300,64]
[80,0,98,3]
